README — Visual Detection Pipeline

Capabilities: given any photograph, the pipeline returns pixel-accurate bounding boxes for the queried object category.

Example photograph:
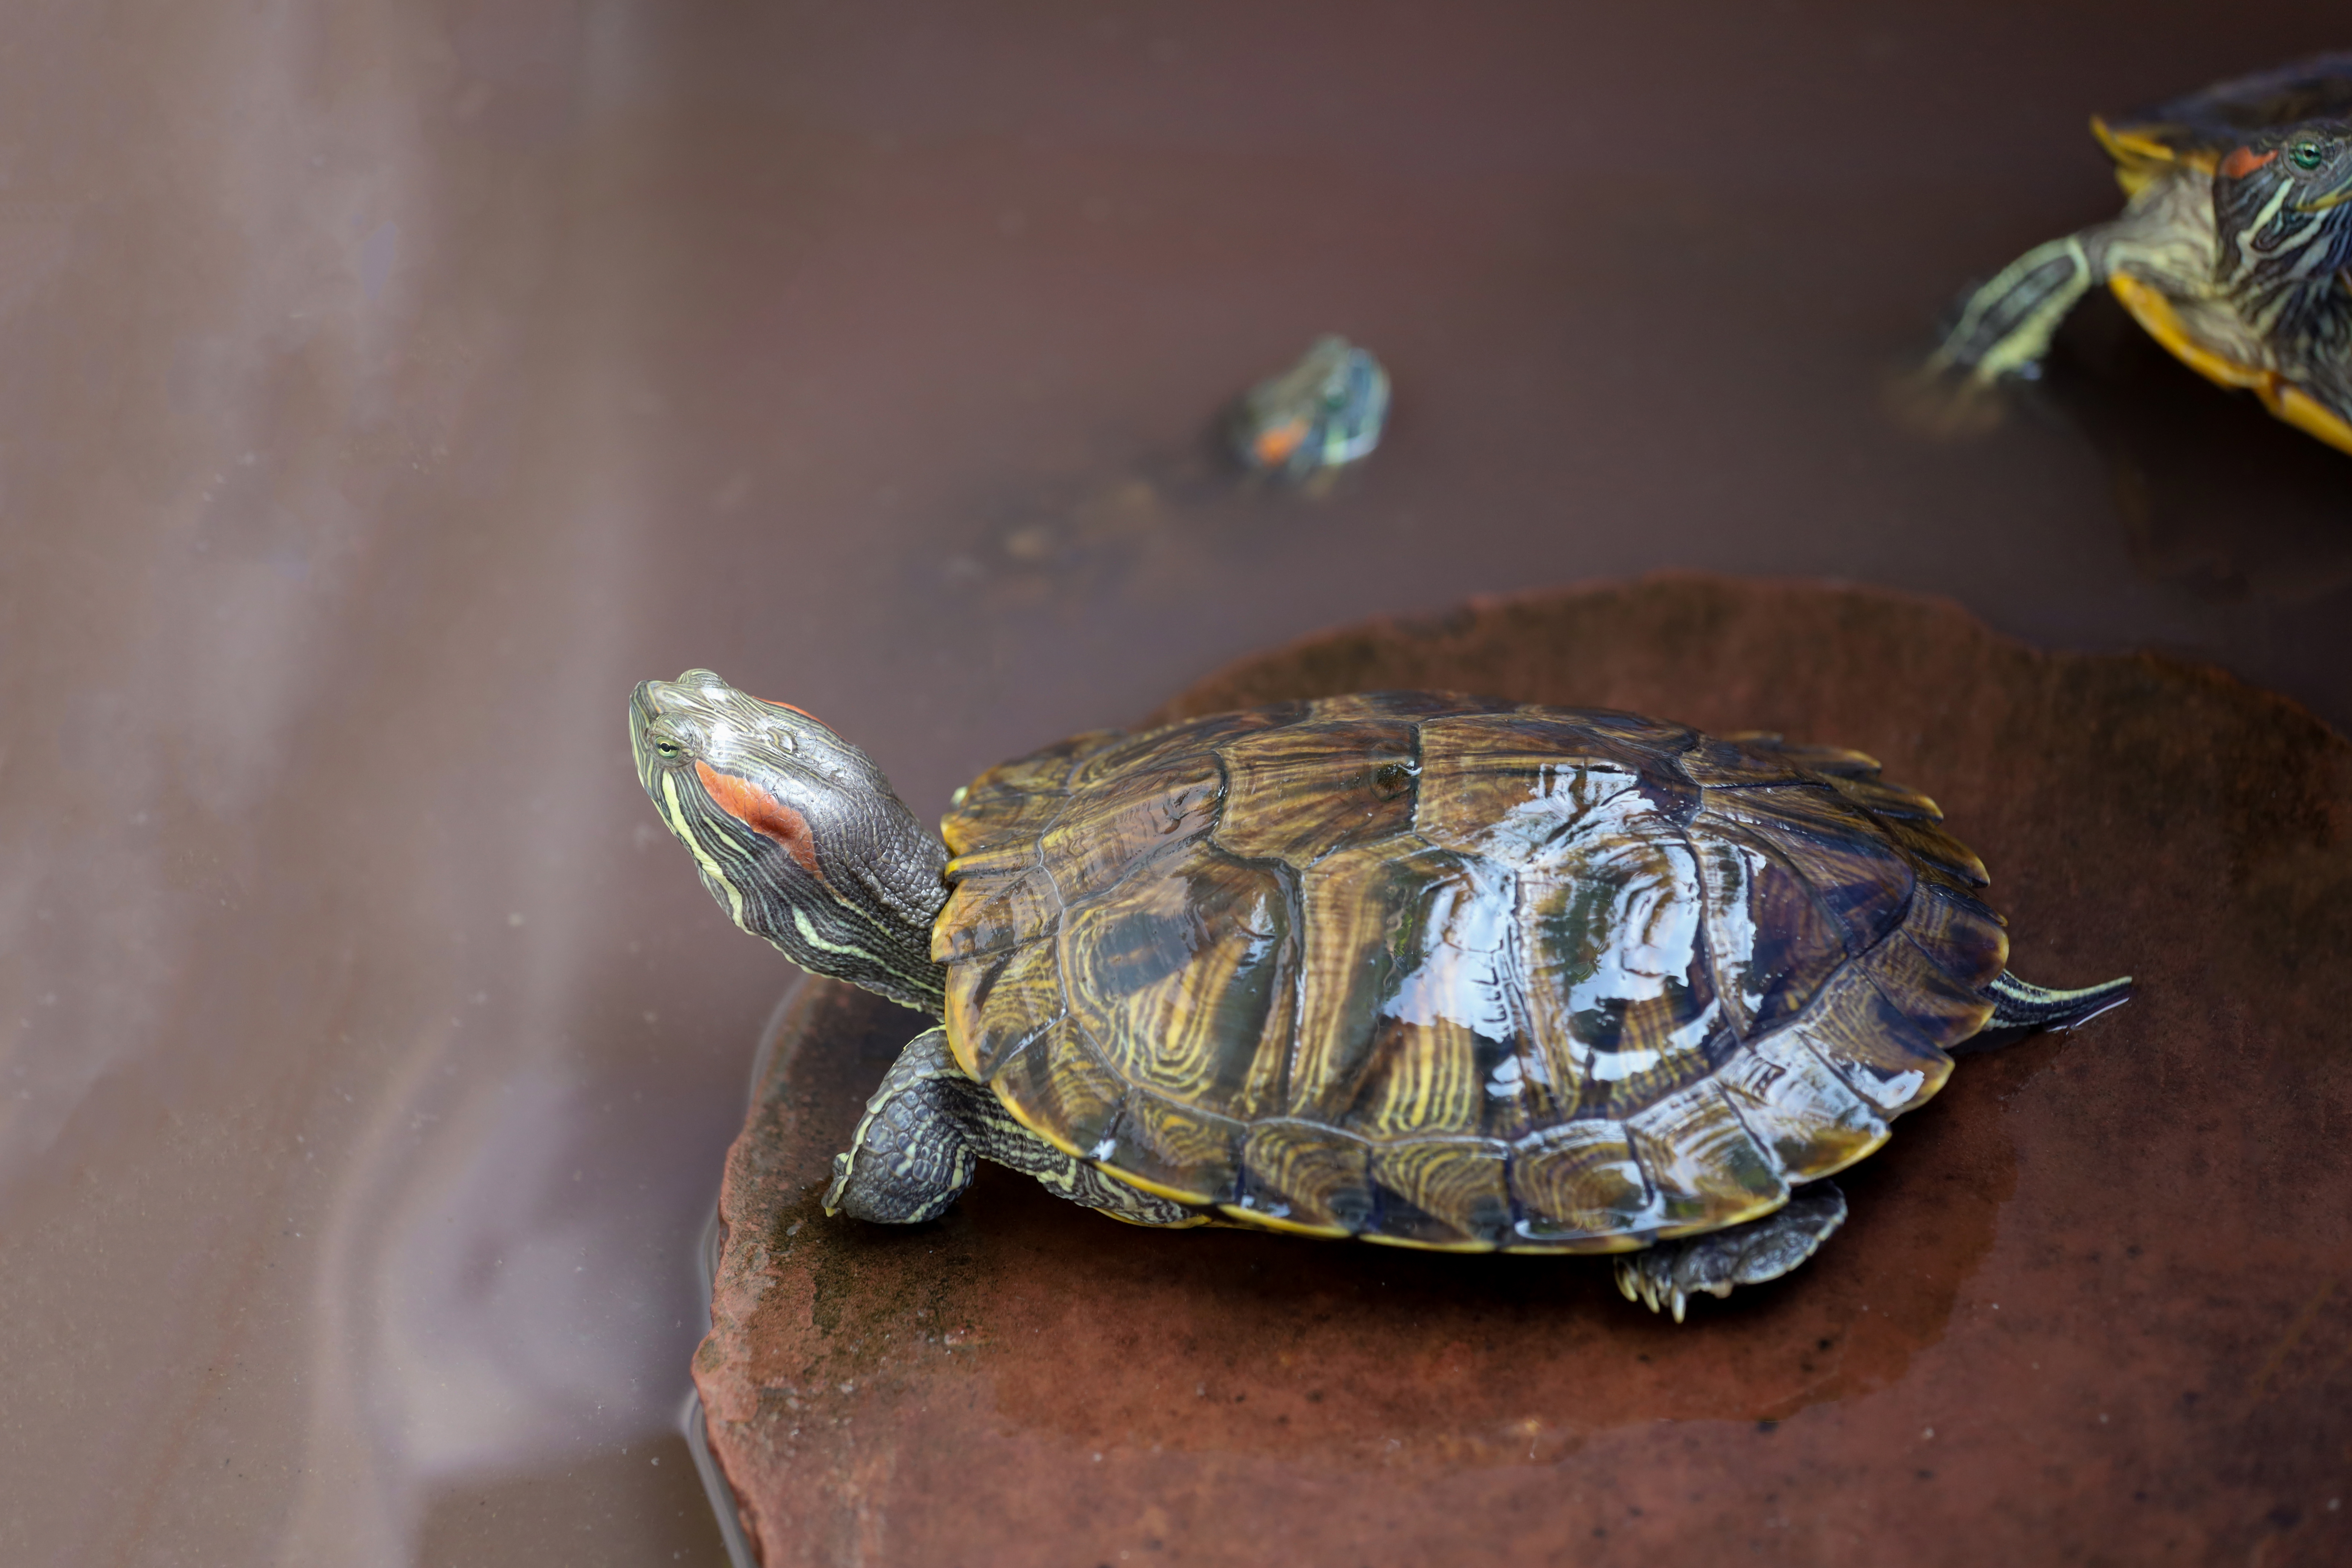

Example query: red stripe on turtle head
[694,760,825,880]
[2221,145,2278,179]
[743,690,825,726]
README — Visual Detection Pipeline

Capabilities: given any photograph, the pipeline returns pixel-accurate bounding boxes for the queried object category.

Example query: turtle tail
[1984,969,2134,1032]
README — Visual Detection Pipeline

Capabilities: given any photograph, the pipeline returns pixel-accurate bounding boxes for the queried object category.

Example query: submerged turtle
[1228,335,1391,480]
[1928,54,2352,455]
[632,674,2128,1320]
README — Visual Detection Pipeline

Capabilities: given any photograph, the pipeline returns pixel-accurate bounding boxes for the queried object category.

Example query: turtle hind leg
[825,1027,1205,1228]
[1985,969,2133,1032]
[1927,235,2101,385]
[1614,1184,1848,1324]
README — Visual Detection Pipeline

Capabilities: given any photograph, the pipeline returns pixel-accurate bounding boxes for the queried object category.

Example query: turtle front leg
[825,1028,1206,1228]
[1614,1183,1849,1323]
[1928,235,2102,385]
[1928,174,2213,393]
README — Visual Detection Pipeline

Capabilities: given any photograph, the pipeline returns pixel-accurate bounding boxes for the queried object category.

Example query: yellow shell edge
[2109,274,2268,389]
[2109,275,2352,457]
[1358,1231,1499,1255]
[2270,381,2352,457]
[1097,1163,1223,1208]
[1213,1204,1354,1240]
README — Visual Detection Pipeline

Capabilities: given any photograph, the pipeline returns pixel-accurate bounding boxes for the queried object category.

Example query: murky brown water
[5,3,2348,1563]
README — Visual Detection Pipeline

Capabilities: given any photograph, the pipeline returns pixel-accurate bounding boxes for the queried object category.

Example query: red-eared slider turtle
[1228,335,1391,479]
[1928,54,2352,455]
[632,675,2129,1319]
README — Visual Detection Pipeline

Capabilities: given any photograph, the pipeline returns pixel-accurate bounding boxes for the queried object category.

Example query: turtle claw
[1612,1257,1693,1321]
[1611,1185,1850,1323]
[1617,1253,1723,1322]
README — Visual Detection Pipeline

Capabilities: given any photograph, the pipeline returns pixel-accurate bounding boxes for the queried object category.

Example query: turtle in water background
[631,671,2128,1320]
[1227,334,1392,481]
[1926,54,2352,456]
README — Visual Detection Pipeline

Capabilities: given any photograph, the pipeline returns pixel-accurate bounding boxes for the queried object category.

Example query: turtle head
[2211,120,2352,296]
[630,669,949,1015]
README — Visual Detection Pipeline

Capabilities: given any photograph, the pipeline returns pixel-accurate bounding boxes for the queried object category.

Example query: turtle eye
[652,739,682,760]
[2291,138,2328,172]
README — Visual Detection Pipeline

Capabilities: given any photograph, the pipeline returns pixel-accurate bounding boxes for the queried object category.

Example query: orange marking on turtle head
[694,760,824,879]
[749,692,824,726]
[2221,145,2278,180]
[1251,419,1308,468]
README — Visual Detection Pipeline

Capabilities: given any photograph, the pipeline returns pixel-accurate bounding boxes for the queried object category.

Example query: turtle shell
[932,693,2009,1254]
[2095,54,2352,181]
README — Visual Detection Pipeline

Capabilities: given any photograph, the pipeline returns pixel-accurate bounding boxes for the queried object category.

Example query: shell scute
[1778,963,1954,1114]
[1623,1079,1790,1236]
[942,782,1067,859]
[1718,733,1885,781]
[944,939,1066,1081]
[1412,718,1652,859]
[1286,841,1516,1132]
[1874,814,1992,888]
[1476,712,1700,816]
[1095,1089,1245,1205]
[989,1017,1128,1158]
[1691,833,1851,1039]
[1363,1140,1513,1250]
[1678,736,1808,789]
[1069,704,1307,790]
[1860,931,1998,1048]
[1037,751,1223,903]
[1697,784,1916,956]
[1060,839,1293,1109]
[1901,882,2009,994]
[959,726,1114,799]
[1519,836,1724,1122]
[1312,690,1490,722]
[1819,772,1944,822]
[1211,719,1418,865]
[1537,706,1695,757]
[932,864,1061,963]
[1507,1119,1657,1246]
[1713,1032,1890,1180]
[1232,1120,1375,1234]
[942,838,1042,887]
[1341,848,1522,1141]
